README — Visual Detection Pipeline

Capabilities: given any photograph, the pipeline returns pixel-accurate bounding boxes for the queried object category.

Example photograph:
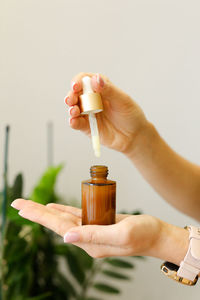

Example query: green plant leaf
[27,292,52,300]
[131,255,145,259]
[9,174,23,203]
[30,165,63,205]
[72,246,94,270]
[7,205,35,226]
[131,210,142,215]
[93,283,120,294]
[5,174,32,226]
[56,272,77,297]
[119,210,142,215]
[56,244,94,271]
[105,258,134,269]
[102,270,130,280]
[64,246,85,285]
[54,244,68,255]
[84,298,102,300]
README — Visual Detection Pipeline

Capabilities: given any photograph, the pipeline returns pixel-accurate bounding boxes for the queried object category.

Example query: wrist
[150,221,189,266]
[124,121,159,162]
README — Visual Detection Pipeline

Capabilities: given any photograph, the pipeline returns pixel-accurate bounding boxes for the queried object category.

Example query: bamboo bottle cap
[79,76,103,114]
[79,93,103,114]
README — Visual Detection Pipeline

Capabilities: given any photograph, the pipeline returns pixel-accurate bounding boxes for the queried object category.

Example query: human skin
[11,199,189,265]
[65,73,200,221]
[11,72,200,264]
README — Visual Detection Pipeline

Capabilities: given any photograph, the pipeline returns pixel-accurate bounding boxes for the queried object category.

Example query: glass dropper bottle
[82,165,116,225]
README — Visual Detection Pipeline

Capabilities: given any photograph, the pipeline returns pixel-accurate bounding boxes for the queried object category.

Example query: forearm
[127,123,200,220]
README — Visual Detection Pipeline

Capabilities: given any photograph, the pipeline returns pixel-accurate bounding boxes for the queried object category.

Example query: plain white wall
[1,0,200,299]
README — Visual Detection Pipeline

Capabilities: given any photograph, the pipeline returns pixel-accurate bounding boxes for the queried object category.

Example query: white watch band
[177,226,200,281]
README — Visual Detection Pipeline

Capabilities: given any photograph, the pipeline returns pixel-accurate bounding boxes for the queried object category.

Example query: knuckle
[87,230,96,244]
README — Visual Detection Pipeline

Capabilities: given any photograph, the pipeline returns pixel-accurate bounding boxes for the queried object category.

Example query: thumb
[63,224,118,246]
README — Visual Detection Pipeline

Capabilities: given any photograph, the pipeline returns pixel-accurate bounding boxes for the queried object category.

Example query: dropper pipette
[89,113,100,157]
[80,76,103,157]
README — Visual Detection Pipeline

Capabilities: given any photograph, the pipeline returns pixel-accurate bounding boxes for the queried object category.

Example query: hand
[11,199,188,263]
[64,73,150,155]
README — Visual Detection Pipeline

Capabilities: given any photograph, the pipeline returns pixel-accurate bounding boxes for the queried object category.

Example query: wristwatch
[161,226,200,286]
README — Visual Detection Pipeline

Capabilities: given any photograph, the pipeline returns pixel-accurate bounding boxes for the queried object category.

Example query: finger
[46,204,127,223]
[71,72,105,94]
[64,91,79,106]
[70,73,128,112]
[64,224,120,246]
[69,116,90,134]
[71,72,94,92]
[12,199,80,236]
[91,74,105,93]
[46,204,82,218]
[71,81,82,93]
[68,105,80,118]
[11,199,62,215]
[11,199,74,219]
[11,198,30,210]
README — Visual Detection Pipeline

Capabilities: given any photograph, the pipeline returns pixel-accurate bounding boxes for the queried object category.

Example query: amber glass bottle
[82,165,116,225]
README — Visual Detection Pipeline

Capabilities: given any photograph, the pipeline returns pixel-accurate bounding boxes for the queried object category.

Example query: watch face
[163,261,179,272]
[161,261,198,286]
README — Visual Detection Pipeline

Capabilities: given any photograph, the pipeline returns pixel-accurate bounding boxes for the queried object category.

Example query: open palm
[11,199,161,259]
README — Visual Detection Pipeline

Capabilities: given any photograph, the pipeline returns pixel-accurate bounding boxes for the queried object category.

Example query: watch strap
[177,226,200,281]
[188,226,200,259]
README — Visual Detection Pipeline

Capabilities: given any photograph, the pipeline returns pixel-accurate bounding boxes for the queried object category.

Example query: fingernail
[64,96,69,105]
[64,232,80,243]
[68,106,74,116]
[72,82,79,92]
[11,200,17,208]
[18,210,24,217]
[96,74,104,88]
[68,117,72,126]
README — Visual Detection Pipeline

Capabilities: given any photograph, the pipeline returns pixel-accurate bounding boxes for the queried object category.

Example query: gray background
[1,0,200,299]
